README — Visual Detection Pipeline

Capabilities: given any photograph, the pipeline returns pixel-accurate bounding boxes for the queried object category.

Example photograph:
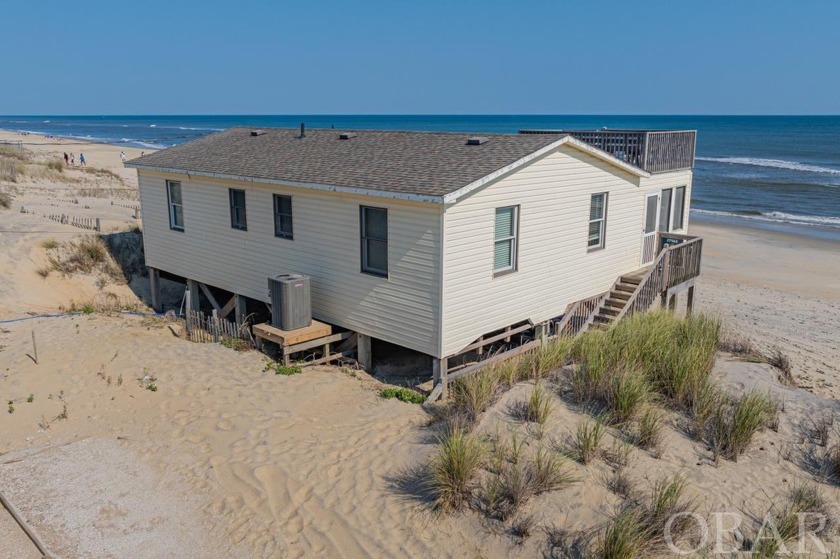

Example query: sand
[2,129,840,557]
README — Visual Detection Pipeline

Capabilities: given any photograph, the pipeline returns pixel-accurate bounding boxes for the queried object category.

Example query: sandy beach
[2,129,840,557]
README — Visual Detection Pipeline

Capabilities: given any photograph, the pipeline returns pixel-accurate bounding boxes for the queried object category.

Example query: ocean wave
[692,209,840,229]
[697,156,840,175]
[132,140,168,149]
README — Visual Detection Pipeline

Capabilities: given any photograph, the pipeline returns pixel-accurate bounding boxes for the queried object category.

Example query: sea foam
[697,156,840,175]
[693,209,840,229]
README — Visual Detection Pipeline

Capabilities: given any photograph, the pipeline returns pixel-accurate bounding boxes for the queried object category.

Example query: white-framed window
[672,186,686,230]
[659,188,673,232]
[494,205,519,274]
[229,188,247,230]
[360,206,388,277]
[273,194,293,239]
[166,180,184,231]
[588,193,608,249]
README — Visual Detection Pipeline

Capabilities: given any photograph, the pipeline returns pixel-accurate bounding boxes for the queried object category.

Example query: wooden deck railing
[518,129,696,174]
[553,292,607,338]
[615,234,703,321]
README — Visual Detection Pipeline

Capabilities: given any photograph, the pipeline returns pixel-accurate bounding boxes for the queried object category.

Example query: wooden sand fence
[184,309,254,345]
[44,213,101,231]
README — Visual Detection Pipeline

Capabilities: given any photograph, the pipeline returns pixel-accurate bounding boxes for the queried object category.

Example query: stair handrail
[553,291,607,338]
[614,247,669,322]
[615,236,703,322]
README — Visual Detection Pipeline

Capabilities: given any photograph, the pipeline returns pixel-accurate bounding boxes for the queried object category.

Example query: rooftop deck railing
[519,129,696,174]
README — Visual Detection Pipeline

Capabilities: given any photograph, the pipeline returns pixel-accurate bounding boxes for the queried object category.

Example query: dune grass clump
[525,381,553,425]
[0,147,29,183]
[0,191,11,209]
[429,421,485,512]
[636,407,665,454]
[596,475,695,559]
[477,444,575,521]
[604,369,651,425]
[749,484,832,557]
[570,312,720,415]
[47,235,124,283]
[708,390,777,462]
[570,417,605,464]
[379,386,425,404]
[769,347,794,385]
[450,368,501,426]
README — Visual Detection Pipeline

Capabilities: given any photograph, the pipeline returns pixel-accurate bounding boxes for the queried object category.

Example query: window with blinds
[672,186,686,230]
[166,180,184,231]
[588,193,607,249]
[273,194,293,239]
[229,189,247,231]
[360,206,388,276]
[494,205,519,274]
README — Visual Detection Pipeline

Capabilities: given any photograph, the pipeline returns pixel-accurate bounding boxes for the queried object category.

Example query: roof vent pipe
[299,122,305,139]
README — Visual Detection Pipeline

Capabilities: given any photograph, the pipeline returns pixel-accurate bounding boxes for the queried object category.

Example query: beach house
[127,126,701,384]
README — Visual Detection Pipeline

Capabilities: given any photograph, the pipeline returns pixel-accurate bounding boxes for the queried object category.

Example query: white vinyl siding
[166,180,184,231]
[587,193,607,249]
[138,171,442,356]
[493,206,518,274]
[229,189,247,230]
[441,145,693,356]
[360,206,388,276]
[273,194,293,239]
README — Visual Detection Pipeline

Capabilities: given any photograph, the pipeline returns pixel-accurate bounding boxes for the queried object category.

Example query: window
[273,194,293,239]
[229,189,247,230]
[360,206,388,276]
[494,206,519,274]
[672,186,686,230]
[659,188,673,232]
[588,193,608,249]
[166,180,184,231]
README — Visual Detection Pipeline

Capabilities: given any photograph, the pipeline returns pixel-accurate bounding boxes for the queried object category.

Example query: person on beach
[120,151,126,163]
[63,152,69,165]
[70,153,75,166]
[79,153,86,166]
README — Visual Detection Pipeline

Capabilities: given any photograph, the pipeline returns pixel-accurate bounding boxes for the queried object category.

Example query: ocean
[2,115,839,236]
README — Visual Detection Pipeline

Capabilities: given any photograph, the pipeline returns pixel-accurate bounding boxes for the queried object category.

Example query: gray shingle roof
[127,127,564,198]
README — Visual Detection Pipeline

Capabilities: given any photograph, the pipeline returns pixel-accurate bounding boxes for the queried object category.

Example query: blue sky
[3,0,839,114]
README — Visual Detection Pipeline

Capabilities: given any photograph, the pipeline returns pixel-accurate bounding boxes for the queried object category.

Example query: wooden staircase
[592,271,647,327]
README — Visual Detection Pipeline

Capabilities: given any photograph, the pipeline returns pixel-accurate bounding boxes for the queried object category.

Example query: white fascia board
[125,164,446,204]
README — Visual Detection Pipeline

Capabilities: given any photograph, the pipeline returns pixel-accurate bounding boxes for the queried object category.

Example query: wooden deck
[253,321,332,347]
[253,321,358,367]
[518,129,696,174]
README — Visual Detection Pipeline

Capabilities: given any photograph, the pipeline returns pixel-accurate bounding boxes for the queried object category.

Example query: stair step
[620,276,643,285]
[599,307,620,316]
[614,284,636,293]
[593,315,613,324]
[610,291,631,301]
[606,298,628,308]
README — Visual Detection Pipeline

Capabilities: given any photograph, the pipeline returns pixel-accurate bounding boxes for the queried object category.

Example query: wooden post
[534,323,548,345]
[357,334,372,370]
[234,294,247,325]
[148,267,161,312]
[187,279,200,312]
[433,357,449,398]
[686,285,695,316]
[31,331,37,365]
[95,217,101,232]
[503,325,512,343]
[476,335,484,356]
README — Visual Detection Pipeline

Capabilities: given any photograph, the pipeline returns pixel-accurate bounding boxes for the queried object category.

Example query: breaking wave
[697,156,840,175]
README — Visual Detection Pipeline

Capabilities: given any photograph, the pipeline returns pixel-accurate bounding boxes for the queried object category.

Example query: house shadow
[101,229,182,311]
